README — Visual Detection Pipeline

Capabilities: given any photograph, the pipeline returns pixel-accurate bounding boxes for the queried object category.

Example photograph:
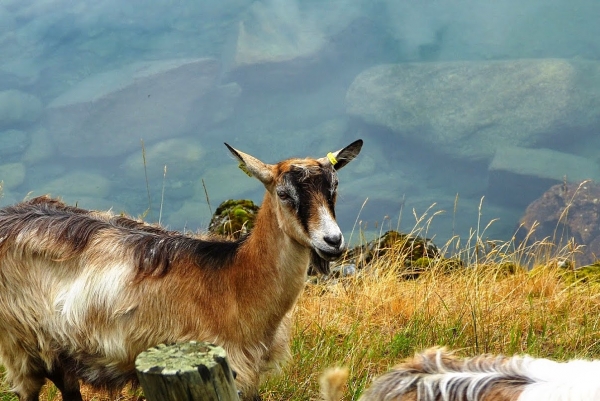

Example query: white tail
[0,140,363,401]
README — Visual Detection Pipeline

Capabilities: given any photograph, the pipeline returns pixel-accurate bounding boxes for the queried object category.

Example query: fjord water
[1,0,599,246]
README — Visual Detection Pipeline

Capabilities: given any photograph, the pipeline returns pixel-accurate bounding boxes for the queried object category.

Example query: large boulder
[227,13,385,90]
[347,59,600,161]
[226,6,326,89]
[232,18,324,68]
[45,58,240,157]
[517,181,600,266]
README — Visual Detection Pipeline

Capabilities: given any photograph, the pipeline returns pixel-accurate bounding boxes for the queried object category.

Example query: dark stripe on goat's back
[0,196,243,276]
[126,230,245,278]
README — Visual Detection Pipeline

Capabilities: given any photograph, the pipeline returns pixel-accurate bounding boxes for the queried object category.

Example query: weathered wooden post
[135,341,239,401]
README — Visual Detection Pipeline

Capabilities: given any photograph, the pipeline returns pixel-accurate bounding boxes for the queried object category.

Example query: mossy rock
[208,199,259,239]
[399,256,464,279]
[411,256,463,271]
[557,261,600,285]
[496,261,520,276]
[411,257,433,269]
[345,230,441,268]
[400,257,432,280]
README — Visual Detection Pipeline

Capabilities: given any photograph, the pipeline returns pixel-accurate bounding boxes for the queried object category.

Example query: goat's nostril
[324,233,343,247]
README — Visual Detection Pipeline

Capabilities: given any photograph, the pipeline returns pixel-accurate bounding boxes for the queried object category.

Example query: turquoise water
[1,0,600,245]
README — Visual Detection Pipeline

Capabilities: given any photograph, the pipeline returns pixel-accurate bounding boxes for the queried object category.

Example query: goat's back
[0,196,221,390]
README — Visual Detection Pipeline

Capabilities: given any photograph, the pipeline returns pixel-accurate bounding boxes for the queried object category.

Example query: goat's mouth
[310,250,330,275]
[315,247,344,261]
[310,247,345,275]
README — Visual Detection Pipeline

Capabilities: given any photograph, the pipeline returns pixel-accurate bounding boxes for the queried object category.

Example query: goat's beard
[310,249,331,275]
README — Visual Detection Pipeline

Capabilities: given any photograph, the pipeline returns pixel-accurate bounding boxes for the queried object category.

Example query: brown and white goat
[0,139,363,401]
[355,347,600,401]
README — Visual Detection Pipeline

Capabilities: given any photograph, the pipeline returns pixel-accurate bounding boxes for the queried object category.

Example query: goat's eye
[277,190,291,201]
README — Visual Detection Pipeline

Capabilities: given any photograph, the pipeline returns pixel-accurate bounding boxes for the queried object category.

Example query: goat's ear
[321,139,363,170]
[225,143,275,185]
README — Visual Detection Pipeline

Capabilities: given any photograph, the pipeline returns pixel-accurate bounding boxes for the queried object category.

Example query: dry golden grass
[260,235,600,400]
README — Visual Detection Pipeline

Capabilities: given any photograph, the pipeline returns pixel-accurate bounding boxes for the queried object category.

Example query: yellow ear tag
[238,162,253,177]
[327,152,338,166]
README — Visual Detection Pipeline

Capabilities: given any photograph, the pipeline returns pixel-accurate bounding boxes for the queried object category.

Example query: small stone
[0,162,25,189]
[121,137,207,182]
[0,90,43,128]
[0,129,30,157]
[35,171,111,199]
[22,128,54,164]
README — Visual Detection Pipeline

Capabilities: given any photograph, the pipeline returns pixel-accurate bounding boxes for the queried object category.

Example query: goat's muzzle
[311,243,346,275]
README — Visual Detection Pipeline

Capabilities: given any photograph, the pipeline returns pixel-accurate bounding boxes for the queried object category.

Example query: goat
[355,347,600,401]
[0,139,363,401]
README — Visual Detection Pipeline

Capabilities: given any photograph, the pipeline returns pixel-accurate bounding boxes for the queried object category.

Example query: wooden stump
[135,342,239,401]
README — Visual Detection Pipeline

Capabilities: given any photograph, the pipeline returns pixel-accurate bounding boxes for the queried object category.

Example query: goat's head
[225,140,363,274]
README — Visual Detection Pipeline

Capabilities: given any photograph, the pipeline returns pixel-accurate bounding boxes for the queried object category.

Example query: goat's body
[0,140,363,400]
[358,347,600,401]
[0,196,299,398]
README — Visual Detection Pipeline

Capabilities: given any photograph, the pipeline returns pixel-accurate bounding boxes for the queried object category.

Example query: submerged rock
[22,128,54,164]
[35,171,112,199]
[0,129,30,157]
[121,137,207,182]
[46,58,239,157]
[347,59,600,161]
[226,2,326,87]
[0,90,43,129]
[0,162,25,189]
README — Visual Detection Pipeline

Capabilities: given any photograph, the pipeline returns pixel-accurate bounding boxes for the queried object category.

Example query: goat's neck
[233,193,311,316]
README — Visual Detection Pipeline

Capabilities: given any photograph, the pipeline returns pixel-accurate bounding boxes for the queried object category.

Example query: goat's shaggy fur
[0,140,362,401]
[357,347,600,401]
